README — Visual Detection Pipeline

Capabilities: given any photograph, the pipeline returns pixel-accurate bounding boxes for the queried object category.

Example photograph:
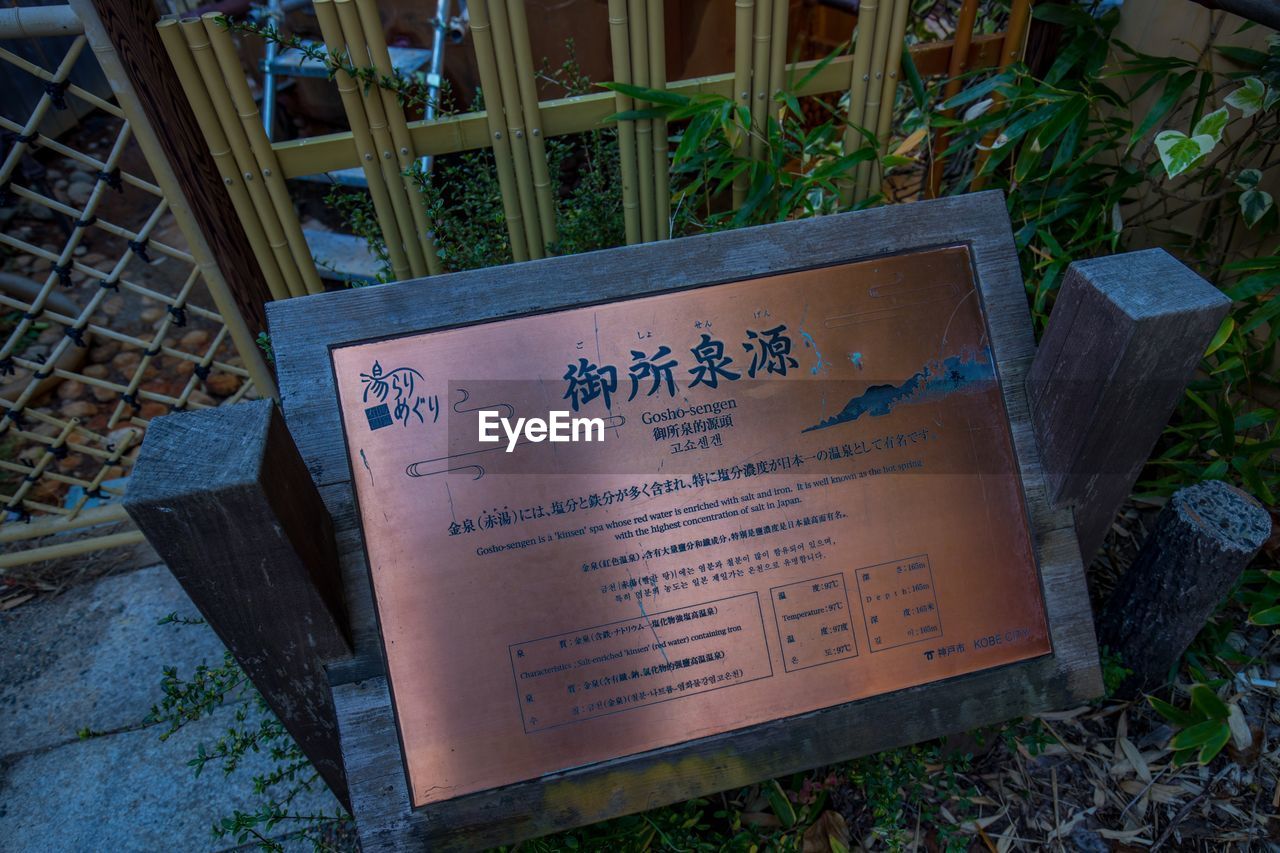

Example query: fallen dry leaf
[801,810,850,853]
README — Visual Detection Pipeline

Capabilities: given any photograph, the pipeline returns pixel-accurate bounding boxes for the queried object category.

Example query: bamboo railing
[606,0,670,243]
[470,0,557,261]
[149,0,1031,278]
[157,13,323,297]
[267,29,1012,180]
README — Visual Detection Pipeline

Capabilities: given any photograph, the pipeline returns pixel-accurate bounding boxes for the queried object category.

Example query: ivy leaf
[1225,77,1266,117]
[1240,188,1273,228]
[1154,130,1214,178]
[1235,168,1262,189]
[1192,107,1229,143]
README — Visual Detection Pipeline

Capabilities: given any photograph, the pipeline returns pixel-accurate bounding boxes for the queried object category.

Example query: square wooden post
[1027,248,1231,561]
[124,400,352,807]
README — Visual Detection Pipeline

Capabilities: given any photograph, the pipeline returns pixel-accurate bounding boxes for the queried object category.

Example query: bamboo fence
[1,0,1031,566]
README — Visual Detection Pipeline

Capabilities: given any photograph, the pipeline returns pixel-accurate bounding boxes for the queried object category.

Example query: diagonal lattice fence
[0,9,260,568]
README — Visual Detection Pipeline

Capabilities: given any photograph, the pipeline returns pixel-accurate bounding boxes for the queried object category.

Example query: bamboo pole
[647,0,669,240]
[313,0,412,278]
[731,0,754,209]
[767,0,788,109]
[928,0,978,197]
[0,5,82,38]
[628,0,655,243]
[972,0,1032,189]
[506,0,558,250]
[749,0,772,164]
[334,0,427,277]
[158,19,290,301]
[838,0,877,206]
[870,0,909,195]
[469,0,529,261]
[202,13,322,294]
[852,0,895,202]
[0,530,147,570]
[0,501,128,544]
[353,0,441,274]
[488,0,545,258]
[606,0,641,245]
[180,17,305,299]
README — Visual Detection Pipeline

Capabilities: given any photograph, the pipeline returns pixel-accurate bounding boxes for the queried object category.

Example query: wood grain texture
[1098,480,1270,695]
[1027,248,1230,560]
[124,400,353,808]
[87,0,274,333]
[267,191,1103,850]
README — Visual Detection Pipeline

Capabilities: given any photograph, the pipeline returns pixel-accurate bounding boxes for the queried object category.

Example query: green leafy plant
[1242,567,1280,626]
[939,8,1279,511]
[847,741,977,852]
[1148,683,1234,765]
[148,622,352,851]
[1100,646,1134,698]
[604,50,882,232]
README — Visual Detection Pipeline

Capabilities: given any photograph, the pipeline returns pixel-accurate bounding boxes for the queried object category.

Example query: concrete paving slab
[0,565,343,850]
[0,699,341,852]
[0,565,226,755]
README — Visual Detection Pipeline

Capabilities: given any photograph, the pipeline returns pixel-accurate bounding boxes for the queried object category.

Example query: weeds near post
[148,620,353,851]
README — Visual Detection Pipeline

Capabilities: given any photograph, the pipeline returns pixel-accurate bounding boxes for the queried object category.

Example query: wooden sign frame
[267,191,1102,851]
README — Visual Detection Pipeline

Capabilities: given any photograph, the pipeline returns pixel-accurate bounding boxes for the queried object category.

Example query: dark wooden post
[1027,248,1231,561]
[1097,480,1270,695]
[124,400,352,808]
[68,0,276,337]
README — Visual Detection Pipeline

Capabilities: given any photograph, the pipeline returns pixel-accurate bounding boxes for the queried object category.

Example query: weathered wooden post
[1027,248,1231,561]
[1097,480,1270,695]
[124,400,352,807]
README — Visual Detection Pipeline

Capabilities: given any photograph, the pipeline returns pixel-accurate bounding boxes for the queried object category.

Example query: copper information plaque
[331,245,1052,808]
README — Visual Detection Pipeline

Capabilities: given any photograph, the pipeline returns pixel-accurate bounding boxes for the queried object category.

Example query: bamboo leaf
[1148,695,1199,727]
[1215,45,1268,67]
[940,70,1016,111]
[1197,725,1231,764]
[1170,718,1226,750]
[1249,605,1280,626]
[601,81,690,107]
[1130,70,1195,148]
[901,43,927,111]
[1190,684,1230,720]
[1205,317,1234,356]
[766,780,797,828]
